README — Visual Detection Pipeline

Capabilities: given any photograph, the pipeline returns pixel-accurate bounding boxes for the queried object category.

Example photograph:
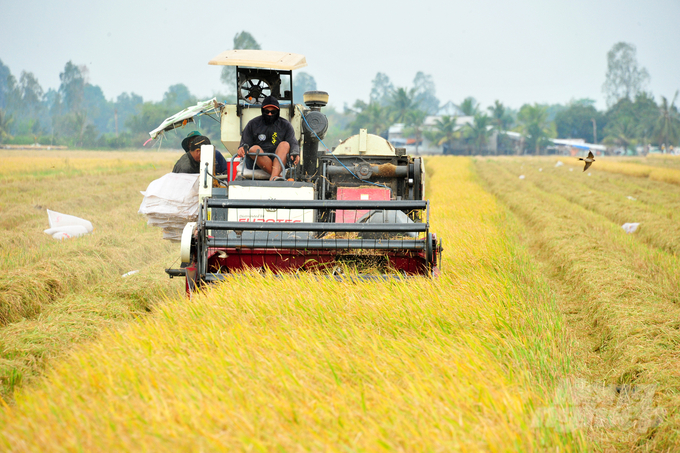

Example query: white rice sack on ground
[44,210,93,240]
[47,209,94,233]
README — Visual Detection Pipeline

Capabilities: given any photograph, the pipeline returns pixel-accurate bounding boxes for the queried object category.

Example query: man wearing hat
[237,95,300,180]
[172,131,228,174]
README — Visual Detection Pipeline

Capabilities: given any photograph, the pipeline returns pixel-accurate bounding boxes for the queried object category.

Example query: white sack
[49,227,89,240]
[139,173,200,242]
[44,225,90,239]
[47,209,93,233]
[44,210,93,240]
[622,223,640,234]
[139,173,199,208]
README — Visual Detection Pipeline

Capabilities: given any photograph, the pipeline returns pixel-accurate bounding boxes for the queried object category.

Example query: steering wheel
[239,77,272,104]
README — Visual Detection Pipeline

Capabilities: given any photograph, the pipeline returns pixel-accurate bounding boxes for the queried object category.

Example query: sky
[2,0,679,112]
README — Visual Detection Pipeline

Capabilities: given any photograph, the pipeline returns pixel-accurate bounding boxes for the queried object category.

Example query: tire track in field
[474,158,680,451]
[488,159,680,256]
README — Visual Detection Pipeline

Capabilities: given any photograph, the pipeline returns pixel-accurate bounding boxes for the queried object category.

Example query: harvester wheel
[425,232,434,275]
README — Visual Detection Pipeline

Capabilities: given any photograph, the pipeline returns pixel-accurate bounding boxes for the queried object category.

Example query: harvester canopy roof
[208,50,307,70]
[148,98,219,140]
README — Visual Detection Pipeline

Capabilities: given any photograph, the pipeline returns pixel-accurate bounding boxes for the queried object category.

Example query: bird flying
[578,151,595,171]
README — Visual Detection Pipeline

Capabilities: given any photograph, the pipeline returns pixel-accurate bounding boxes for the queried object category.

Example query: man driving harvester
[237,95,300,180]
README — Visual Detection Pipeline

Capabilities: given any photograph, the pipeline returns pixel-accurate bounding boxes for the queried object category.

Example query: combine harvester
[154,50,443,291]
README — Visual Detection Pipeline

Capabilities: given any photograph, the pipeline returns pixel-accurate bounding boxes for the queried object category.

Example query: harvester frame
[158,50,442,291]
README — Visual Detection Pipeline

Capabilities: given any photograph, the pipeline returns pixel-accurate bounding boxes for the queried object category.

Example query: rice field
[0,150,679,451]
[0,149,183,397]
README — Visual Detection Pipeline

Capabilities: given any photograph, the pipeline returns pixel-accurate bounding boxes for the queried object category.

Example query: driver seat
[235,161,271,180]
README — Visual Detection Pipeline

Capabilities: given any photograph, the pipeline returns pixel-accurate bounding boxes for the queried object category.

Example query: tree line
[0,39,678,154]
[341,42,678,155]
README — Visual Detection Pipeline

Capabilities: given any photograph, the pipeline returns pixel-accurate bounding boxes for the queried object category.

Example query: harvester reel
[239,77,272,104]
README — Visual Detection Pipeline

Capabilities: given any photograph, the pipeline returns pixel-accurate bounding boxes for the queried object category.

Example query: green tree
[389,87,419,123]
[463,113,493,154]
[603,116,639,153]
[458,97,479,116]
[83,83,111,135]
[554,100,603,143]
[18,71,43,119]
[412,72,439,115]
[605,92,658,148]
[1,72,21,130]
[220,31,261,92]
[0,108,13,143]
[162,84,196,110]
[426,115,459,154]
[487,100,515,154]
[293,72,317,104]
[348,101,391,137]
[654,91,680,148]
[403,109,427,154]
[369,72,394,106]
[517,104,555,155]
[487,100,514,130]
[602,42,650,107]
[58,61,85,114]
[0,59,12,110]
[47,89,63,140]
[112,92,143,135]
[125,102,173,136]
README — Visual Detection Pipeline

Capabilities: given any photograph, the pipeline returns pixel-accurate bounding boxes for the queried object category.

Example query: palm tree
[458,97,479,116]
[654,91,680,149]
[488,101,515,154]
[487,100,514,131]
[403,109,427,155]
[517,104,555,155]
[426,115,459,154]
[389,87,419,123]
[603,117,640,153]
[464,113,493,154]
[0,109,13,144]
[349,102,391,137]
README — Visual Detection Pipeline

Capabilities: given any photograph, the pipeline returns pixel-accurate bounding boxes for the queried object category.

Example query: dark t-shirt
[172,153,199,174]
[172,150,228,174]
[240,116,300,155]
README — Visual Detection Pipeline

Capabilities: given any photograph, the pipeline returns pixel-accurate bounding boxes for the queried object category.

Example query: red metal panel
[335,187,391,223]
[226,157,241,182]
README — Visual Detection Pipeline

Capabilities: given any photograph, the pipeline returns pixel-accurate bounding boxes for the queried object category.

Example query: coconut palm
[517,104,555,155]
[464,113,493,154]
[487,100,514,131]
[654,91,680,148]
[403,109,428,155]
[0,109,13,143]
[603,117,640,153]
[349,101,391,137]
[458,97,479,116]
[389,87,420,123]
[426,115,459,154]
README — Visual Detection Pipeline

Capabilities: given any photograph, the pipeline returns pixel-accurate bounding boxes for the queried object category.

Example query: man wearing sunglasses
[237,95,300,181]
